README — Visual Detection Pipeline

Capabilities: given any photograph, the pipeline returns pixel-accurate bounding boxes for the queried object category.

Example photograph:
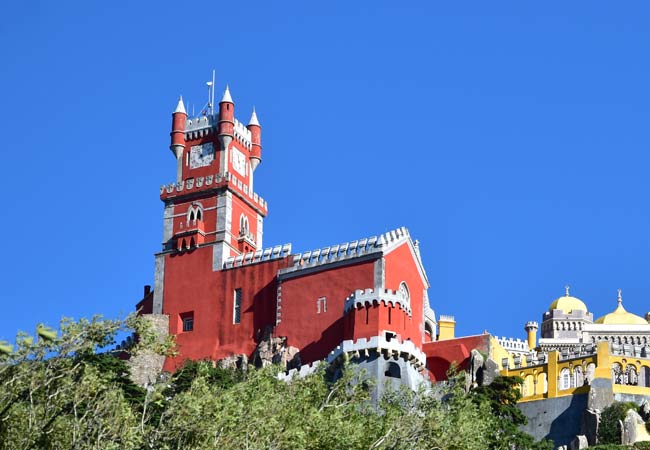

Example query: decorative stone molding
[160,171,267,211]
[223,243,292,269]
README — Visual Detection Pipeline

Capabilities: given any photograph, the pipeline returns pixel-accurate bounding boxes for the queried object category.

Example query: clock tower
[153,85,267,314]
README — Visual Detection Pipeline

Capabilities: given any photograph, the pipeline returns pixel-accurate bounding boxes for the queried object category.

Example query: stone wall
[518,394,588,447]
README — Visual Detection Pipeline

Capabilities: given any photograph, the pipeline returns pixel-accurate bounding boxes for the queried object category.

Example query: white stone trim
[224,243,292,270]
[327,335,426,369]
[343,288,412,316]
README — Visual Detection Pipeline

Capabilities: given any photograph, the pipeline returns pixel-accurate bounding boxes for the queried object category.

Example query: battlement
[160,172,267,212]
[525,321,539,329]
[277,361,322,381]
[185,114,217,138]
[438,315,455,323]
[284,227,410,271]
[182,114,252,149]
[223,243,292,269]
[233,118,252,149]
[327,334,426,368]
[343,288,411,316]
[497,336,529,352]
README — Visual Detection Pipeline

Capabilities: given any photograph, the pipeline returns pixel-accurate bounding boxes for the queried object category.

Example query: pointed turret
[248,107,260,126]
[174,96,186,114]
[247,107,262,171]
[170,96,187,182]
[220,85,234,104]
[218,85,235,164]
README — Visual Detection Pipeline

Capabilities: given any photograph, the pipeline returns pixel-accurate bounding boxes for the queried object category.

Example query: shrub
[598,401,639,444]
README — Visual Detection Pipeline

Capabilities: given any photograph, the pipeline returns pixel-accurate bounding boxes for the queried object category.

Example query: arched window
[385,362,401,379]
[240,214,249,236]
[398,282,410,305]
[560,368,571,390]
[196,209,202,221]
[574,366,584,387]
[189,209,195,221]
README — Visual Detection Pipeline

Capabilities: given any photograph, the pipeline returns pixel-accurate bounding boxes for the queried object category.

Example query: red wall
[384,242,427,345]
[423,335,490,381]
[162,247,292,371]
[276,260,376,364]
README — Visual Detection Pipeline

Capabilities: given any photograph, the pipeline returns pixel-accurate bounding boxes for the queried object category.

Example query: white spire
[174,96,186,114]
[248,107,260,126]
[220,85,233,103]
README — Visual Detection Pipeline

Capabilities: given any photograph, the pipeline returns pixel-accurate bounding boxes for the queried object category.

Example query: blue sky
[1,2,649,344]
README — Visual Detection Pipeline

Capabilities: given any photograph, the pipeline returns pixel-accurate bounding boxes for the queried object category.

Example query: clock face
[189,143,215,169]
[232,148,247,176]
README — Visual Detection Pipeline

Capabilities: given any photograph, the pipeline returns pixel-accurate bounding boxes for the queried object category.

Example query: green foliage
[588,445,628,450]
[1,316,552,450]
[634,442,650,450]
[598,401,639,444]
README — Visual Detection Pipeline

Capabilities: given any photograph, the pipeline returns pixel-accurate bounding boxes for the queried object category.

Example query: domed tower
[539,286,593,351]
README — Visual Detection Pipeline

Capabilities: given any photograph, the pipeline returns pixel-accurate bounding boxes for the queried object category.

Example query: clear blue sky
[1,2,649,344]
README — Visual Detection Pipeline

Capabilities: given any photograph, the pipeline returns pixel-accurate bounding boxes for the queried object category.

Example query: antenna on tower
[204,69,216,116]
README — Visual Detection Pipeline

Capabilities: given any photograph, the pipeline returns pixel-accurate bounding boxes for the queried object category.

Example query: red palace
[136,82,494,391]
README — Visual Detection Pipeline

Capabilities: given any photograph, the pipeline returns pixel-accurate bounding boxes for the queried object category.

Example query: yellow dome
[595,293,647,325]
[549,295,588,314]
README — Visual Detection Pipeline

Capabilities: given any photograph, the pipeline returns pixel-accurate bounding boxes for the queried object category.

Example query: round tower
[218,85,234,155]
[170,96,187,182]
[525,321,539,350]
[247,108,262,172]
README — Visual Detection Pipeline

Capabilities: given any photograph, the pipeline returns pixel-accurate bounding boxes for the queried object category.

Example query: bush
[589,445,627,450]
[634,442,650,450]
[598,401,639,444]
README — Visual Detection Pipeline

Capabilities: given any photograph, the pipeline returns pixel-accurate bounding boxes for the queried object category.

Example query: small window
[180,312,194,332]
[385,362,401,378]
[233,288,242,324]
[317,297,327,314]
[240,214,249,236]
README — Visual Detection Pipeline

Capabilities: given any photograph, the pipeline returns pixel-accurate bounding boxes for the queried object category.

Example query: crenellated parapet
[498,336,529,352]
[343,288,411,316]
[184,114,217,139]
[223,243,292,269]
[233,118,252,149]
[277,361,322,381]
[327,335,426,369]
[160,172,268,213]
[280,227,411,275]
[182,114,252,150]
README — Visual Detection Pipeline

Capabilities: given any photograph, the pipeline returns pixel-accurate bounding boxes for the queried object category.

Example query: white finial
[565,285,570,297]
[174,96,186,114]
[248,107,260,126]
[618,288,622,305]
[220,85,233,103]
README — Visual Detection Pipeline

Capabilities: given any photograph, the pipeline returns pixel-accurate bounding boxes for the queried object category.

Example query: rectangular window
[317,297,327,314]
[233,288,242,324]
[180,311,194,332]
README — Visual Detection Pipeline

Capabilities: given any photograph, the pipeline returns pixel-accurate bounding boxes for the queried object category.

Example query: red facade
[140,83,480,381]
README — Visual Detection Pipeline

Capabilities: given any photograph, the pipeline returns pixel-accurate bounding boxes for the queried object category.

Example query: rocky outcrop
[569,435,588,450]
[251,327,301,370]
[622,409,650,445]
[127,314,169,386]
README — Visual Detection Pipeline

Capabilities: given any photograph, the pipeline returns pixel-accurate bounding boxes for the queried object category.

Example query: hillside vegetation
[0,316,552,450]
